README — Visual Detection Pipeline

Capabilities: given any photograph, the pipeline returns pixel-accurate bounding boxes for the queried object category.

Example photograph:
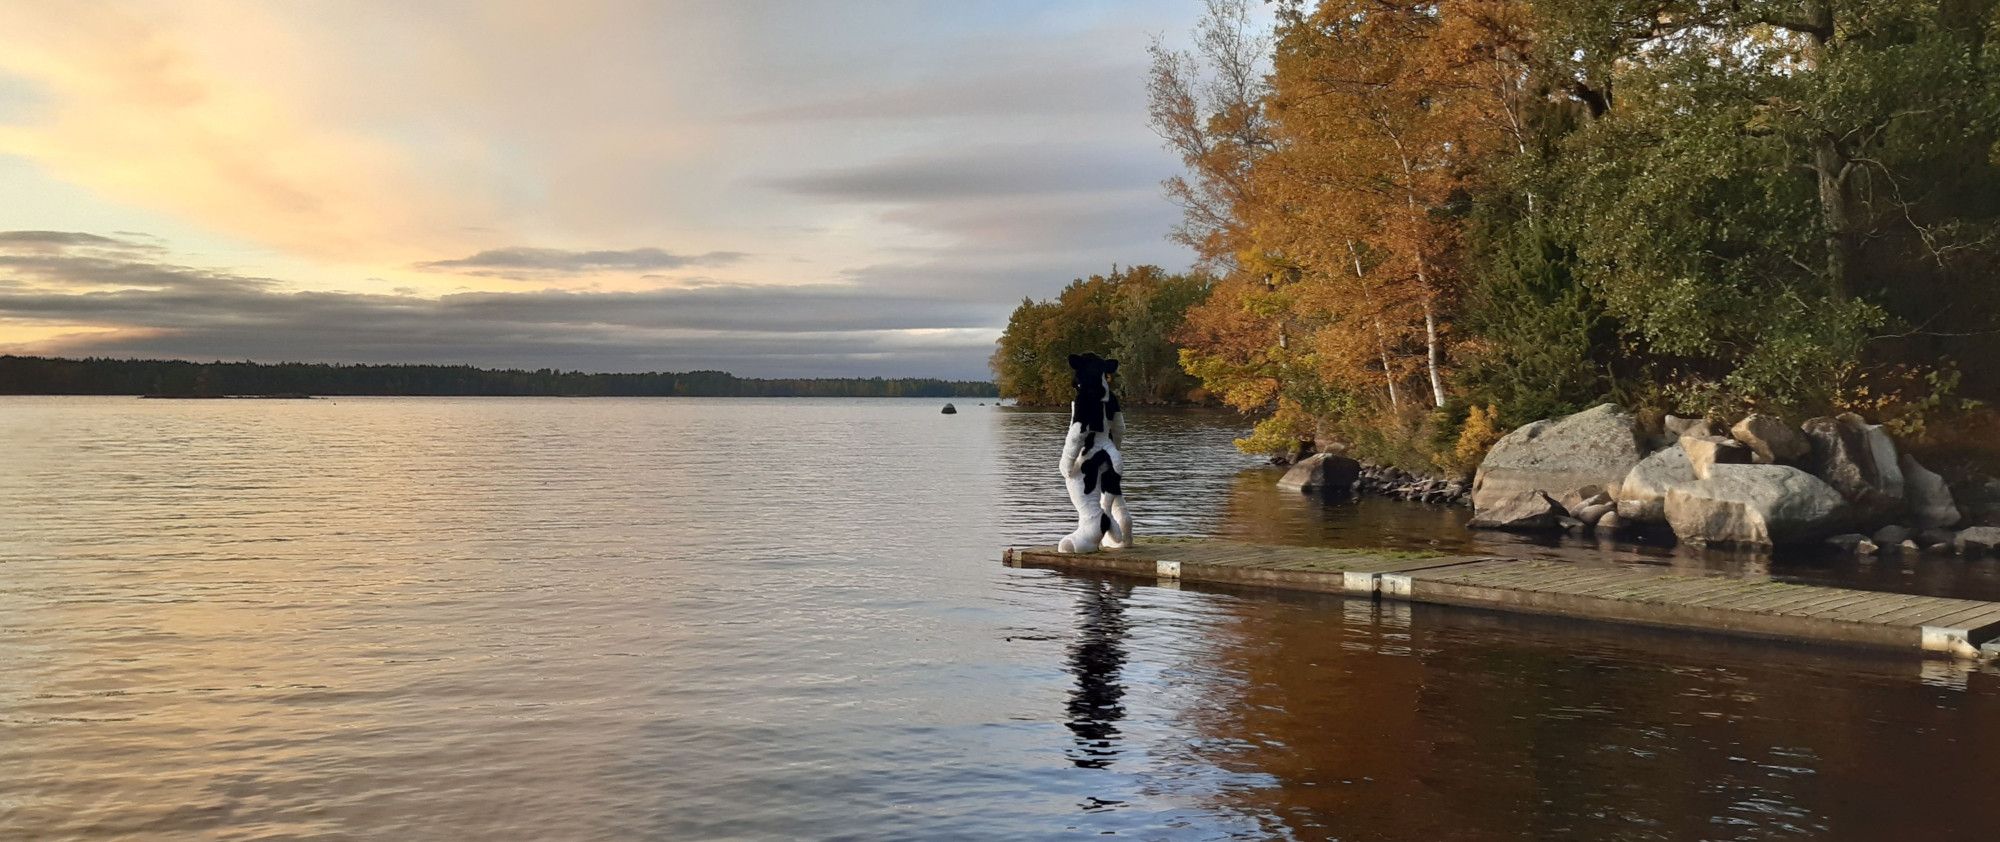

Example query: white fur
[1057,373,1132,553]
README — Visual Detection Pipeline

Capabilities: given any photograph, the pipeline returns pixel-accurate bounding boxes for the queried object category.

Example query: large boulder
[1467,490,1566,531]
[1731,413,1809,465]
[1681,434,1752,480]
[1664,464,1849,547]
[1276,452,1361,495]
[1898,454,1960,529]
[1472,404,1646,521]
[1615,444,1696,524]
[1801,414,1905,525]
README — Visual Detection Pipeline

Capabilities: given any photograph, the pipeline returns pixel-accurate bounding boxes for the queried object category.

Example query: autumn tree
[992,267,1214,406]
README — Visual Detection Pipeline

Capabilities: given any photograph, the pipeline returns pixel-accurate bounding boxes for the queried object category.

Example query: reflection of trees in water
[1065,579,1132,769]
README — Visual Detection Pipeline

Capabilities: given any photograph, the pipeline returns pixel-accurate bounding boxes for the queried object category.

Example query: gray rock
[1664,414,1713,439]
[1664,464,1849,547]
[1731,413,1809,465]
[1961,477,2000,525]
[1916,527,1957,549]
[1276,453,1361,495]
[1595,512,1624,533]
[1650,414,1712,450]
[1857,538,1881,555]
[1560,487,1612,515]
[1559,516,1587,532]
[1825,533,1870,553]
[1615,445,1696,524]
[1468,490,1567,531]
[1573,502,1615,525]
[1802,414,1905,525]
[1872,524,1910,546]
[1472,404,1647,523]
[1956,526,2000,557]
[1898,453,1960,529]
[1682,434,1753,480]
[1899,539,1923,554]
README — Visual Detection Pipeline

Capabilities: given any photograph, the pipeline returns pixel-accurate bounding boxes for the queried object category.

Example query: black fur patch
[1101,467,1122,496]
[1099,513,1112,534]
[1080,450,1113,495]
[1067,353,1119,433]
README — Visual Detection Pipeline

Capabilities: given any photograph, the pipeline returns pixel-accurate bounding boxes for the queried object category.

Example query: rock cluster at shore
[1356,464,1470,505]
[1272,452,1472,505]
[1460,404,2000,553]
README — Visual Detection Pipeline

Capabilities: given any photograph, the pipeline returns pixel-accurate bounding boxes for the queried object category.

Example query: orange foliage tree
[1163,0,1533,457]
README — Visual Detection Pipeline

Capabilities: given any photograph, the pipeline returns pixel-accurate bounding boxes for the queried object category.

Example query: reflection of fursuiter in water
[1058,353,1131,553]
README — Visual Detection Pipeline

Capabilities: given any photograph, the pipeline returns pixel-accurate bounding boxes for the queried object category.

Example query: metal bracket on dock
[1155,559,1182,579]
[1922,625,1980,659]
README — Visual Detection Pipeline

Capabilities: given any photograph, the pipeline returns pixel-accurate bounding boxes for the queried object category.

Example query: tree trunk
[1423,301,1445,408]
[1799,0,1854,301]
[1815,136,1855,302]
[1350,241,1400,410]
[1391,140,1448,408]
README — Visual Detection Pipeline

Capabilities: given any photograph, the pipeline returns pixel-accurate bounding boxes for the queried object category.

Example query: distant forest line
[0,356,998,398]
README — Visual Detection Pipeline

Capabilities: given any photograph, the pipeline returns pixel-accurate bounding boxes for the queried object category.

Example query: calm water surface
[3,396,1998,840]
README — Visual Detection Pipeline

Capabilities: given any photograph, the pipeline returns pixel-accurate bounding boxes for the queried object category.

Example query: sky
[0,0,1209,379]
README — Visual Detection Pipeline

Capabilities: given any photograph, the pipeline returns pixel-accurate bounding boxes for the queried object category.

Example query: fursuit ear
[1068,353,1086,369]
[1103,359,1118,373]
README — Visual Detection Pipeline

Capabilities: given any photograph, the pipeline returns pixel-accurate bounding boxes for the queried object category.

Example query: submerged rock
[1559,487,1611,516]
[1615,445,1696,524]
[941,403,958,414]
[1468,490,1567,531]
[1825,533,1871,553]
[1572,501,1615,525]
[1956,526,2000,557]
[1664,464,1847,547]
[1277,453,1361,495]
[1872,524,1910,546]
[1472,404,1645,522]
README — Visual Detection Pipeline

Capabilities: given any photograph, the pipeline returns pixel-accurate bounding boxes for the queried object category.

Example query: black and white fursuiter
[1058,353,1131,553]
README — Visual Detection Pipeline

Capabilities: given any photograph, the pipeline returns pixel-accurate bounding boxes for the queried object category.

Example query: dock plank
[1005,538,2000,658]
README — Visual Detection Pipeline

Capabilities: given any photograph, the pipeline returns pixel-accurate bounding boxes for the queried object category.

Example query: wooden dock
[1003,538,2000,659]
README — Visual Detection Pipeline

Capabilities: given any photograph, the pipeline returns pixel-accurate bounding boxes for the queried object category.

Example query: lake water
[4,396,1999,840]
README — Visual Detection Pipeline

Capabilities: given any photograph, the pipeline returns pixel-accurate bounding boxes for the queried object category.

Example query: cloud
[0,230,128,248]
[740,56,1143,123]
[416,246,750,278]
[0,230,1002,377]
[767,144,1163,203]
[0,2,1213,376]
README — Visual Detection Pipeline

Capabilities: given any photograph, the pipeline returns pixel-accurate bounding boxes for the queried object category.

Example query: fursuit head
[1058,353,1131,553]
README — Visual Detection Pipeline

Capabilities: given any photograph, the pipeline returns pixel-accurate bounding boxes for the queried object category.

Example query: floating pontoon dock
[1003,539,2000,659]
